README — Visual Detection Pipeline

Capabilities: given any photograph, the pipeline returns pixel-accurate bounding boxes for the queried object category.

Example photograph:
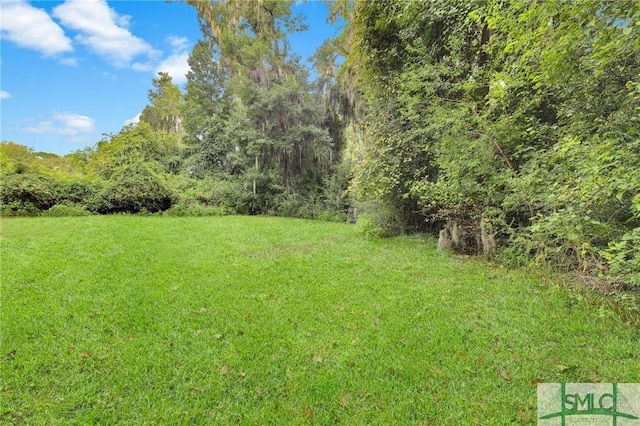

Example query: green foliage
[185,0,343,216]
[1,141,35,166]
[321,160,352,220]
[485,0,640,282]
[269,191,333,220]
[0,172,60,214]
[172,175,251,214]
[163,203,232,217]
[1,201,40,217]
[340,0,640,287]
[344,0,491,233]
[93,163,175,214]
[42,204,93,217]
[140,72,183,133]
[1,141,77,176]
[355,202,404,238]
[604,228,640,287]
[0,143,105,216]
[355,216,386,238]
[223,66,333,200]
[182,41,231,177]
[58,178,103,207]
[88,122,179,179]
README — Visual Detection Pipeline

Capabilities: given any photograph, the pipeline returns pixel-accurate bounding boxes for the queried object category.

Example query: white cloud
[124,113,141,126]
[167,35,189,51]
[156,52,190,85]
[0,90,11,99]
[60,57,79,66]
[154,35,191,84]
[113,13,131,29]
[0,0,72,56]
[26,112,95,137]
[132,62,153,72]
[52,0,158,67]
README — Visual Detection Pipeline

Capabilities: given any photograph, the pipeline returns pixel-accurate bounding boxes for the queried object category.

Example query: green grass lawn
[1,216,638,424]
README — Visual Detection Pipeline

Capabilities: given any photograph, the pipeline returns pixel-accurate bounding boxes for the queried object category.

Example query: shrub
[42,204,93,217]
[356,215,387,238]
[58,179,103,206]
[168,175,248,214]
[315,210,348,223]
[354,202,403,238]
[272,192,306,218]
[501,206,613,272]
[0,172,59,213]
[93,163,174,214]
[208,178,248,212]
[603,228,640,287]
[0,201,40,217]
[163,202,232,217]
[270,191,349,222]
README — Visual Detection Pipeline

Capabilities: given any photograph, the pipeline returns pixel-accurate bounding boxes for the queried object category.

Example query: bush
[0,201,40,217]
[269,191,349,222]
[168,175,249,214]
[163,201,233,217]
[272,192,307,218]
[508,208,608,272]
[92,164,174,214]
[356,215,387,238]
[355,202,404,238]
[0,172,60,213]
[42,204,93,217]
[315,210,349,223]
[58,179,103,206]
[603,228,640,287]
[208,178,248,212]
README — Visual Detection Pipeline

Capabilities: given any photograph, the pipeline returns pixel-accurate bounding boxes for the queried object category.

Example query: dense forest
[1,0,638,290]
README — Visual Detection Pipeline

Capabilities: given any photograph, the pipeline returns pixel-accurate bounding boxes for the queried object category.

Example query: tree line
[2,0,350,221]
[1,0,638,289]
[331,0,638,289]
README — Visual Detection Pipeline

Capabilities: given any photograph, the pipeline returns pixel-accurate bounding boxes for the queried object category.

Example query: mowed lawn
[1,216,638,425]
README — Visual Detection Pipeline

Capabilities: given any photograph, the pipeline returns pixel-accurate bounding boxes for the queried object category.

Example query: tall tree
[186,0,332,209]
[335,0,639,282]
[342,0,495,233]
[484,0,640,272]
[311,39,348,163]
[186,0,301,77]
[140,72,183,133]
[182,40,230,176]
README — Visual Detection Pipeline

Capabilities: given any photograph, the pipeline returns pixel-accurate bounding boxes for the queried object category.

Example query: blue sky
[0,0,339,155]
